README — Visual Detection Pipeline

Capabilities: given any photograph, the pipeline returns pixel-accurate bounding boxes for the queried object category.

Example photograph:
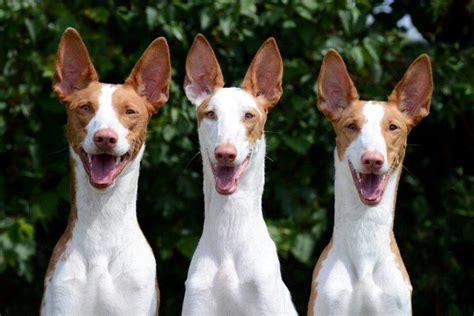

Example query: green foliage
[1,0,473,314]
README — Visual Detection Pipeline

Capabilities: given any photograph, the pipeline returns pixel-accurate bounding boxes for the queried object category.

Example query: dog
[41,27,171,315]
[182,34,297,315]
[308,49,433,315]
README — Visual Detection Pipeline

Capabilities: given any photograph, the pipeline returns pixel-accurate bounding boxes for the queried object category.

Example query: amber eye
[346,122,358,131]
[389,123,399,131]
[205,111,216,120]
[79,104,92,113]
[244,112,255,120]
[125,108,137,115]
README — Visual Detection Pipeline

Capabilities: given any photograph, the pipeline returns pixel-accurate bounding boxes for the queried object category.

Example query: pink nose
[361,151,384,171]
[93,128,118,151]
[215,144,237,164]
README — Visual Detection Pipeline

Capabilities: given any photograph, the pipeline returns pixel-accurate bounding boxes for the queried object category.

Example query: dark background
[1,0,473,315]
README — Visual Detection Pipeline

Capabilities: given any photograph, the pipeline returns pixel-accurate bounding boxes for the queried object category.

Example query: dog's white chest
[183,232,297,316]
[42,235,157,316]
[314,246,412,316]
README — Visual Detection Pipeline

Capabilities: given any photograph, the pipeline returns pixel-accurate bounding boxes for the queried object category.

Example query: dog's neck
[332,151,402,275]
[200,139,266,246]
[69,147,144,248]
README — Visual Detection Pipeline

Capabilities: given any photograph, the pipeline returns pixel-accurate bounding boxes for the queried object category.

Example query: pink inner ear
[317,50,358,120]
[55,31,97,97]
[242,38,283,107]
[255,57,281,98]
[141,63,166,102]
[126,37,171,112]
[391,55,433,123]
[185,36,224,99]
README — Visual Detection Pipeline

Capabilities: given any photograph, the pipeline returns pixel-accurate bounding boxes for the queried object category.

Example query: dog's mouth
[211,154,251,195]
[349,162,391,205]
[79,149,131,189]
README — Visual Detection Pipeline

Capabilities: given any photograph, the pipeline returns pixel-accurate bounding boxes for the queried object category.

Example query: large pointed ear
[125,37,171,114]
[242,38,283,110]
[317,49,359,122]
[53,27,98,101]
[184,34,224,106]
[388,54,433,127]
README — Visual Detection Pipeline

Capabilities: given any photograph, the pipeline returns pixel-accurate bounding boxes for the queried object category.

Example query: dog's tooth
[88,154,92,165]
[115,156,120,165]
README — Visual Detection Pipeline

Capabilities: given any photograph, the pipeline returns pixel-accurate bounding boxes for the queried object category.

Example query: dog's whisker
[50,146,70,156]
[264,130,282,134]
[185,151,202,168]
[265,155,274,162]
[401,164,412,175]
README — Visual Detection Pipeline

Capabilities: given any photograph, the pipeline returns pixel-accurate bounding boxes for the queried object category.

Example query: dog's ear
[184,34,224,106]
[317,49,359,122]
[242,38,283,110]
[389,54,433,127]
[53,27,98,101]
[125,37,171,114]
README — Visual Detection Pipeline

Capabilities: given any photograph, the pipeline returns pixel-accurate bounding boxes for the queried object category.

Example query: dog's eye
[125,108,137,115]
[346,122,358,131]
[205,111,216,120]
[79,104,92,113]
[389,124,399,131]
[244,112,255,120]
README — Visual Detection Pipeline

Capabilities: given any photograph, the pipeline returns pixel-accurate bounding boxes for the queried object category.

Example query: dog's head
[53,28,171,189]
[184,34,283,195]
[317,49,433,205]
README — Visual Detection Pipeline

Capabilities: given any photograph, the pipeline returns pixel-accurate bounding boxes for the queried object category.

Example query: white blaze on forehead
[83,85,130,155]
[345,101,389,171]
[361,102,386,153]
[211,88,261,113]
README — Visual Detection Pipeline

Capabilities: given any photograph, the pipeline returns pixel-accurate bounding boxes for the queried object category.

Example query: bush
[1,1,472,314]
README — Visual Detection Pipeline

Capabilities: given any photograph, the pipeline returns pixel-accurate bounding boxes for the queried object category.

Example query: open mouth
[79,149,131,189]
[211,154,251,195]
[349,162,391,205]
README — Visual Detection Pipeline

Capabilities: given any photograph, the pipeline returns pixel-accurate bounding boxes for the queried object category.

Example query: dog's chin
[348,161,391,206]
[211,154,251,195]
[79,148,131,190]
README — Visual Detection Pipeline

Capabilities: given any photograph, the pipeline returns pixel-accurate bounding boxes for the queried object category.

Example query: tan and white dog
[182,34,297,315]
[308,50,433,315]
[41,28,171,315]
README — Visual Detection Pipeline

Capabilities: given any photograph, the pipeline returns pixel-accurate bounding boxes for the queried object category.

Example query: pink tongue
[214,166,239,192]
[91,154,117,185]
[360,173,384,201]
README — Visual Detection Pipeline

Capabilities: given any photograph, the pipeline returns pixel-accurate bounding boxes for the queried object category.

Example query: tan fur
[195,97,212,123]
[64,82,102,155]
[42,158,78,307]
[244,100,268,144]
[307,238,333,316]
[380,102,409,172]
[332,100,365,160]
[112,85,151,160]
[390,231,411,285]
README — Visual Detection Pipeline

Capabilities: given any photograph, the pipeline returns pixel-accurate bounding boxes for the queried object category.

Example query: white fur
[83,85,130,156]
[182,88,296,315]
[185,84,210,107]
[346,102,389,173]
[42,86,157,316]
[312,102,412,316]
